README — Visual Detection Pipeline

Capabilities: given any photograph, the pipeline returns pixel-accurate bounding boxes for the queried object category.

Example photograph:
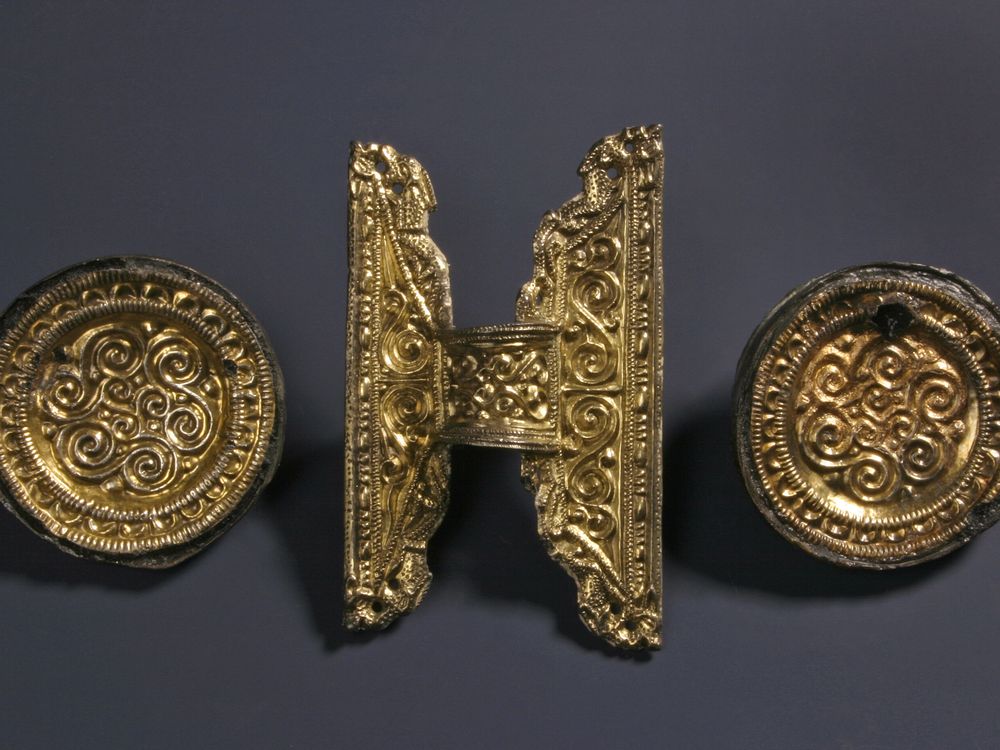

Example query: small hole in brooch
[222,359,237,376]
[392,181,404,195]
[624,141,635,153]
[870,302,914,341]
[374,159,388,174]
[606,166,620,180]
[609,600,623,616]
[371,600,385,614]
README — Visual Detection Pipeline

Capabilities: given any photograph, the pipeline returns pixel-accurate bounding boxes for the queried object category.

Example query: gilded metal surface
[439,324,560,450]
[0,257,284,567]
[345,126,664,648]
[735,264,1000,568]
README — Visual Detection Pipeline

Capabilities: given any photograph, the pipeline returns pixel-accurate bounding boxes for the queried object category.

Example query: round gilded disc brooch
[0,257,284,567]
[735,263,1000,568]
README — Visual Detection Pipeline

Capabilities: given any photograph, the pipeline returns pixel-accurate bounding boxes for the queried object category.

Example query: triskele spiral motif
[794,330,972,505]
[35,322,222,497]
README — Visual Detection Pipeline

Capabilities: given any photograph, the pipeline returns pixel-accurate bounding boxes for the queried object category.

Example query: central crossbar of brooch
[438,322,561,451]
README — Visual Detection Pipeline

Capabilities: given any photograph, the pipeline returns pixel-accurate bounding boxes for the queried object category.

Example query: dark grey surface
[2,2,1000,748]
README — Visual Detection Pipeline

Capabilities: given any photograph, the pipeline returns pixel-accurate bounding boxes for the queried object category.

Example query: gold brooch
[735,263,1000,568]
[344,126,664,648]
[0,257,285,567]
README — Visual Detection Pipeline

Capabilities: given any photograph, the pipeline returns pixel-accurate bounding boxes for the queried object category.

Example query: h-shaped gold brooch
[343,125,665,649]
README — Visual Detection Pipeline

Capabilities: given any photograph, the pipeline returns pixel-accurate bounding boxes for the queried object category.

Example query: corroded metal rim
[0,256,285,567]
[734,263,1000,568]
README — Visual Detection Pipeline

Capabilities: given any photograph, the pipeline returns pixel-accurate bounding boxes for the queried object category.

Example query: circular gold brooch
[735,263,1000,568]
[0,257,284,567]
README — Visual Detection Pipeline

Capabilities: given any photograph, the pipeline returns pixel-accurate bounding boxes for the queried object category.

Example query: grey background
[2,1,1000,747]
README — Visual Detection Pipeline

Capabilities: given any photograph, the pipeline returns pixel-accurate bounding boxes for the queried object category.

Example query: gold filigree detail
[0,258,283,566]
[519,126,663,648]
[345,142,451,628]
[33,318,223,498]
[438,324,559,450]
[345,126,664,649]
[745,271,1000,566]
[793,330,974,507]
[446,344,551,426]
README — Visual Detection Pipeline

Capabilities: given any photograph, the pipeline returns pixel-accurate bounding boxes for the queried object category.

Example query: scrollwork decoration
[738,266,1000,567]
[345,126,663,649]
[0,257,283,567]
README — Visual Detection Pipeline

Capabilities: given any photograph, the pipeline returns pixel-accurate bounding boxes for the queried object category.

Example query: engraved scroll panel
[345,143,453,629]
[518,125,664,648]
